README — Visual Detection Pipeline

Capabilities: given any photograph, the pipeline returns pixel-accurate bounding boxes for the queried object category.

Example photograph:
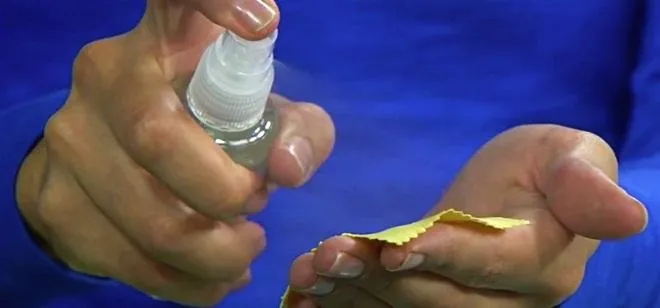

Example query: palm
[401,125,637,294]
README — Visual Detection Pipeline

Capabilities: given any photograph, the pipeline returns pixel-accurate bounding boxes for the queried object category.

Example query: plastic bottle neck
[187,30,278,132]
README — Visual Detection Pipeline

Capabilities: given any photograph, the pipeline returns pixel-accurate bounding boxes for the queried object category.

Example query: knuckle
[536,125,583,151]
[298,102,334,129]
[278,101,336,148]
[504,124,584,155]
[43,111,77,156]
[205,192,245,217]
[141,217,185,256]
[221,182,258,214]
[72,42,98,84]
[297,102,336,150]
[36,184,67,229]
[129,107,181,164]
[242,191,269,215]
[533,125,612,159]
[536,126,618,177]
[249,223,267,255]
[573,130,618,176]
[72,41,111,88]
[223,223,265,273]
[502,125,617,183]
[296,101,326,116]
[36,203,59,231]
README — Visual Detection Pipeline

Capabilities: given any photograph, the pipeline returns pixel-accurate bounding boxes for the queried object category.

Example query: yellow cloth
[279,209,530,307]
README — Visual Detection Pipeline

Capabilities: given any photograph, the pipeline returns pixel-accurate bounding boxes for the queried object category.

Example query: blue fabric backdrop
[1,0,143,107]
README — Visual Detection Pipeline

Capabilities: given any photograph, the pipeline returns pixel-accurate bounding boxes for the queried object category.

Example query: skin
[13,1,648,307]
[287,125,649,308]
[15,0,335,306]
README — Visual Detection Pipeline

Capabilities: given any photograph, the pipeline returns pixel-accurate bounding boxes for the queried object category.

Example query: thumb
[190,0,279,39]
[542,133,648,239]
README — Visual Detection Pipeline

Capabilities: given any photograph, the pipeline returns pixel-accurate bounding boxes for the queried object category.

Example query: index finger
[189,0,280,40]
[103,73,261,219]
[378,213,587,297]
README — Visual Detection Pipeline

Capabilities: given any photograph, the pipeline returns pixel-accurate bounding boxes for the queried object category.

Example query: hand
[286,125,647,308]
[15,0,335,306]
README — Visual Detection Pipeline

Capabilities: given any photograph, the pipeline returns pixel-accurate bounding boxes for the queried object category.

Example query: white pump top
[187,30,277,132]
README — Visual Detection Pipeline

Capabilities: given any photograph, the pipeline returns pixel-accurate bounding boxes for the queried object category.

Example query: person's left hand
[285,124,648,308]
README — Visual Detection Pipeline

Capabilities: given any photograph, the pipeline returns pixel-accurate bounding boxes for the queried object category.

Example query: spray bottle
[186,30,279,173]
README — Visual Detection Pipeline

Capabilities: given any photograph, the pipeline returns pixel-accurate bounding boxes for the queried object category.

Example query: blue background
[1,0,143,107]
[2,1,658,307]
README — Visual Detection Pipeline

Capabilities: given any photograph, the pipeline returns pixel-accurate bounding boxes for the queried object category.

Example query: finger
[242,184,270,214]
[242,182,277,214]
[188,0,280,40]
[267,94,336,187]
[527,126,647,238]
[75,153,265,281]
[309,237,518,307]
[466,125,647,239]
[288,252,389,308]
[311,236,379,279]
[308,236,403,300]
[304,238,534,307]
[56,104,264,281]
[379,216,589,298]
[101,71,261,219]
[290,253,336,296]
[38,165,238,307]
[544,154,647,239]
[357,271,532,308]
[523,126,648,239]
[314,283,390,308]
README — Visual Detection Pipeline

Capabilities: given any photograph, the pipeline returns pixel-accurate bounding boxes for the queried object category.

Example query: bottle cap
[187,30,277,132]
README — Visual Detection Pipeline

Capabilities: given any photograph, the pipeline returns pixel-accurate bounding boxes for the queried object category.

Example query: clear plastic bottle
[186,30,279,173]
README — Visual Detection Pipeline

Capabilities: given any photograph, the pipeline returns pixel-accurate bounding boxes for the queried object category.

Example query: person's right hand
[14,0,335,306]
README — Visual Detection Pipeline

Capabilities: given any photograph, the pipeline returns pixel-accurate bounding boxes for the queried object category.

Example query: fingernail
[284,136,315,183]
[298,277,335,296]
[232,0,278,33]
[326,253,365,278]
[629,195,649,233]
[243,193,267,214]
[386,253,425,272]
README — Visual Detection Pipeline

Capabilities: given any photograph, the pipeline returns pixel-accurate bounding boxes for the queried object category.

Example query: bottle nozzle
[187,30,277,132]
[216,31,277,78]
